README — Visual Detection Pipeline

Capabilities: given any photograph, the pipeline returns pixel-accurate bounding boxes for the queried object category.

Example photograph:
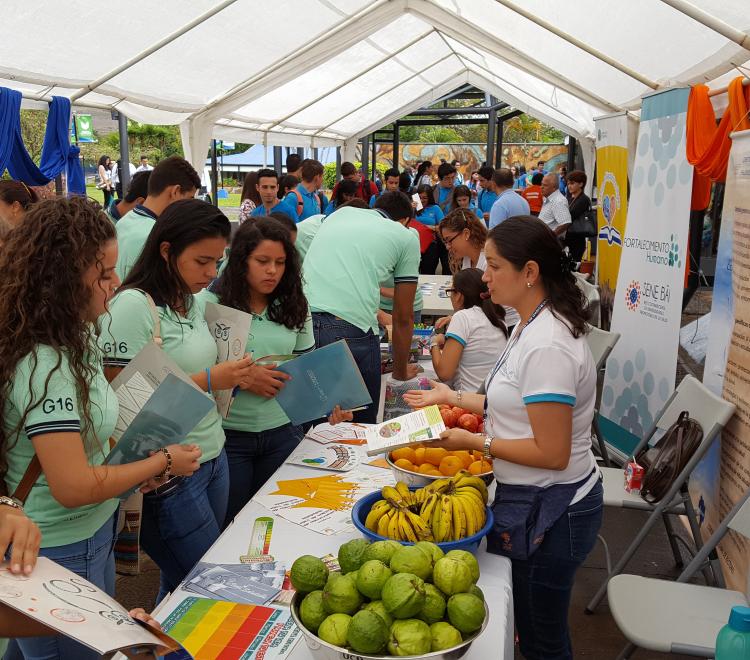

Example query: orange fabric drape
[687,77,750,184]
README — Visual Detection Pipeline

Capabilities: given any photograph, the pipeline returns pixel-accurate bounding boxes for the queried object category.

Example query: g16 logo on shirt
[102,341,127,355]
[42,397,74,414]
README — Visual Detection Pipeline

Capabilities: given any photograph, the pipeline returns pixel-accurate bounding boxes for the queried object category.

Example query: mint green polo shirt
[4,344,119,548]
[380,225,423,314]
[115,205,157,282]
[197,291,315,432]
[101,289,224,462]
[303,208,420,332]
[295,214,325,262]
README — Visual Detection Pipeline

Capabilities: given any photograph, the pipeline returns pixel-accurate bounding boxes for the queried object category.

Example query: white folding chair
[586,375,736,613]
[575,273,601,327]
[608,489,750,658]
[586,326,621,467]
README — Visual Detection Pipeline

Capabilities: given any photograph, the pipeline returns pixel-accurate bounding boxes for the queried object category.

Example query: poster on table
[599,88,693,458]
[690,129,750,594]
[594,112,630,292]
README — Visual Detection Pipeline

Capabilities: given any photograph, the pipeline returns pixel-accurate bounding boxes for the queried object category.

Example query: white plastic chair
[586,375,736,613]
[586,326,621,467]
[608,488,750,658]
[575,272,601,327]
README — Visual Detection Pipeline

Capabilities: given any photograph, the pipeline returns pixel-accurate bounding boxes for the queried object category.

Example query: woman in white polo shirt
[101,199,256,602]
[429,268,507,392]
[197,218,315,525]
[405,215,601,659]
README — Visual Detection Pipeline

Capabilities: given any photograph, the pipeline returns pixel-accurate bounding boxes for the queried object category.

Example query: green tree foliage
[20,110,47,164]
[322,161,387,191]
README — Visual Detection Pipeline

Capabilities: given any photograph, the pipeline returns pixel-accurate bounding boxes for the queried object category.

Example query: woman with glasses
[430,268,507,392]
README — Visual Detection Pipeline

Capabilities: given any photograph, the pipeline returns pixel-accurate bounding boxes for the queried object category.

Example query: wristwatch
[482,434,493,460]
[0,496,23,511]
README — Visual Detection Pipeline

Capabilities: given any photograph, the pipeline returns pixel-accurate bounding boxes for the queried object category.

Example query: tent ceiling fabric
[2,0,749,163]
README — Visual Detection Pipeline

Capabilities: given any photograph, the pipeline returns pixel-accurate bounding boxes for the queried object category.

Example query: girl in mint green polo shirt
[0,197,200,660]
[197,218,315,524]
[101,199,256,602]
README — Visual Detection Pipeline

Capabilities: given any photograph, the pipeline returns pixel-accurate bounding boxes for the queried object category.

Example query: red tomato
[477,421,484,434]
[452,407,467,418]
[440,408,458,428]
[458,413,479,433]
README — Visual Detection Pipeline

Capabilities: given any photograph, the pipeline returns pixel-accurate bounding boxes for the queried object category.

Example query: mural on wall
[375,143,567,179]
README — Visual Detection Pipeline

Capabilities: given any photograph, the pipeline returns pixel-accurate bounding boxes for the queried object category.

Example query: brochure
[285,443,359,471]
[305,422,370,444]
[183,561,286,606]
[364,405,446,456]
[204,301,253,418]
[273,340,372,425]
[0,558,180,657]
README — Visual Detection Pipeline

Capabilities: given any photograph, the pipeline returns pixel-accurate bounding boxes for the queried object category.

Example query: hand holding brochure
[365,405,446,456]
[273,341,372,425]
[0,558,181,656]
[204,301,253,418]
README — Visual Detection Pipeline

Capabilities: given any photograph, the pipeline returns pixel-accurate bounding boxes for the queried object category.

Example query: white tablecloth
[155,440,514,658]
[419,274,453,316]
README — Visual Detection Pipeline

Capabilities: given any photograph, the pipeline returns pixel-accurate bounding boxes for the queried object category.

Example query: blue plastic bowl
[351,488,494,553]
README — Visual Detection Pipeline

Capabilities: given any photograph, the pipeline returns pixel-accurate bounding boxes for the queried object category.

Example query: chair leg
[597,534,612,575]
[616,642,638,659]
[592,413,612,467]
[661,513,684,569]
[681,489,717,585]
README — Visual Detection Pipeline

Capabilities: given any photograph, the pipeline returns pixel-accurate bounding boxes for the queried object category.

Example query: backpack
[291,189,325,217]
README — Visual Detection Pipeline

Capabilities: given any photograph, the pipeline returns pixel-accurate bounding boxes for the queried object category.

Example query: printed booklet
[364,405,446,456]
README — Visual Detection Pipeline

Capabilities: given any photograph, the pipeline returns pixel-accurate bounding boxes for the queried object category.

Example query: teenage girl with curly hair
[0,197,200,660]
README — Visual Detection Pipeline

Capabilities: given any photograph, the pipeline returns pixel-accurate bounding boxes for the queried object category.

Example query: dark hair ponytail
[488,216,590,337]
[452,268,507,337]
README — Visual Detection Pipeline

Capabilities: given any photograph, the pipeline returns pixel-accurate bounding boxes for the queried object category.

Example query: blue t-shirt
[284,184,328,222]
[435,185,453,213]
[323,201,337,216]
[489,189,531,229]
[513,176,527,190]
[250,199,298,219]
[477,189,499,218]
[416,204,444,227]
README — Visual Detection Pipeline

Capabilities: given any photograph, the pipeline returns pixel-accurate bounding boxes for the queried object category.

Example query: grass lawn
[85,185,240,208]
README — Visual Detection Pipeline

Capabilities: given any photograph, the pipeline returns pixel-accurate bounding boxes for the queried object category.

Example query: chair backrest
[574,273,601,327]
[585,326,621,372]
[655,375,736,438]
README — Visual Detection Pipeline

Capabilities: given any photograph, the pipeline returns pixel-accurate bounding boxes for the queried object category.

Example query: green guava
[444,549,480,582]
[361,600,393,629]
[322,572,363,615]
[387,619,432,656]
[389,545,432,581]
[346,609,389,654]
[468,584,485,601]
[356,560,393,600]
[299,590,327,633]
[362,539,402,565]
[381,572,426,619]
[290,555,329,594]
[430,621,464,652]
[415,540,444,567]
[317,613,351,647]
[417,583,446,624]
[338,538,370,574]
[447,593,485,634]
[432,556,473,595]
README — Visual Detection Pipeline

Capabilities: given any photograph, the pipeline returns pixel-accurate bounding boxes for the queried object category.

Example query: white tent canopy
[2,0,749,171]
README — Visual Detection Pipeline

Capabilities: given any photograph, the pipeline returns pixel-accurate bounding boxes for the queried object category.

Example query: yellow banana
[365,501,392,531]
[381,485,404,507]
[406,509,433,541]
[377,508,394,536]
[430,500,443,542]
[455,495,478,537]
[455,486,485,511]
[453,475,489,503]
[395,481,411,499]
[433,495,452,542]
[388,509,401,540]
[451,496,467,540]
[398,510,418,542]
[420,492,438,520]
[425,478,452,495]
[413,488,426,505]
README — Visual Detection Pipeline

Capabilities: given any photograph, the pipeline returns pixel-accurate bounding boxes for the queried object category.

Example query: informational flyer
[285,443,359,471]
[365,405,445,455]
[305,422,369,445]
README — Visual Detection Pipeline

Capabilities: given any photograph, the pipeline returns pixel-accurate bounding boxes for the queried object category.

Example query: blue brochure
[273,340,372,425]
[106,373,214,468]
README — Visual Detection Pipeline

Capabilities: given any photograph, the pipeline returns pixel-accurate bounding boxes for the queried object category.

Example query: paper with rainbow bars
[162,597,300,660]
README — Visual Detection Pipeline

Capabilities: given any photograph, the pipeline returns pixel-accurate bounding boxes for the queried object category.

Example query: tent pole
[393,121,400,170]
[567,136,577,173]
[372,136,377,179]
[210,140,218,207]
[708,77,750,97]
[118,111,131,194]
[486,94,497,167]
[361,136,370,186]
[335,147,342,182]
[496,116,503,168]
[273,146,283,176]
[658,0,750,50]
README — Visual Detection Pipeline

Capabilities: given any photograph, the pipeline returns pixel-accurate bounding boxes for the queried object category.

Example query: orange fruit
[391,447,417,464]
[424,447,448,467]
[468,460,493,475]
[418,462,437,475]
[394,458,417,472]
[426,468,442,476]
[439,455,464,477]
[414,447,427,466]
[452,450,474,469]
[472,450,484,461]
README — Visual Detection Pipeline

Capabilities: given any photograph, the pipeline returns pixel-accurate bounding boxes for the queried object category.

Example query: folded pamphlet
[364,405,446,456]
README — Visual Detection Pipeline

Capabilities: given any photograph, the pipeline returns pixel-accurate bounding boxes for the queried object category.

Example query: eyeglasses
[442,233,461,246]
[445,288,458,295]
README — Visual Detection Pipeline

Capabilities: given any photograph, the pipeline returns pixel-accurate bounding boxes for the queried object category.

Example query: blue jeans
[223,424,303,526]
[140,451,229,602]
[512,480,603,660]
[15,513,117,660]
[312,313,381,423]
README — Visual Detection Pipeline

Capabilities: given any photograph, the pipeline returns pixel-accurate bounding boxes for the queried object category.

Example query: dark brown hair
[439,208,487,249]
[488,216,590,337]
[0,197,116,489]
[452,268,506,336]
[0,180,39,209]
[241,171,261,206]
[566,170,587,186]
[300,159,324,182]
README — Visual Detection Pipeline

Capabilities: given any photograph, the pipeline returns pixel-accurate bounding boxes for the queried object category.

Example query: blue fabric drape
[0,87,86,195]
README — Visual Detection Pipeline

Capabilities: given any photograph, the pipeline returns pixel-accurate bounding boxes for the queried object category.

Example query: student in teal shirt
[0,197,200,660]
[368,168,400,207]
[249,168,298,220]
[198,218,319,524]
[102,199,256,601]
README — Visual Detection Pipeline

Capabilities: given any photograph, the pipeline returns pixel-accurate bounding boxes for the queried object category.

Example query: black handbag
[569,198,597,237]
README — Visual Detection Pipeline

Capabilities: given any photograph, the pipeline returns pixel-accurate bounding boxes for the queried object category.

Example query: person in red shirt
[522,171,544,216]
[331,162,378,202]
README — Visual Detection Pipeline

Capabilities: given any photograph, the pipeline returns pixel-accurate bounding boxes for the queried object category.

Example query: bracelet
[0,496,23,512]
[456,389,463,406]
[205,367,212,394]
[482,434,493,460]
[156,447,173,480]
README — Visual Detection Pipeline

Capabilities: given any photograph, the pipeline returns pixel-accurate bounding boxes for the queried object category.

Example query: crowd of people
[0,149,600,659]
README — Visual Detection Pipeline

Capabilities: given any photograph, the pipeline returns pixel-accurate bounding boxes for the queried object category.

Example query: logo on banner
[622,233,682,269]
[625,281,641,311]
[597,172,622,246]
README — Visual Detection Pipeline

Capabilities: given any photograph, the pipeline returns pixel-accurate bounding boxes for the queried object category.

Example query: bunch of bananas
[364,471,488,543]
